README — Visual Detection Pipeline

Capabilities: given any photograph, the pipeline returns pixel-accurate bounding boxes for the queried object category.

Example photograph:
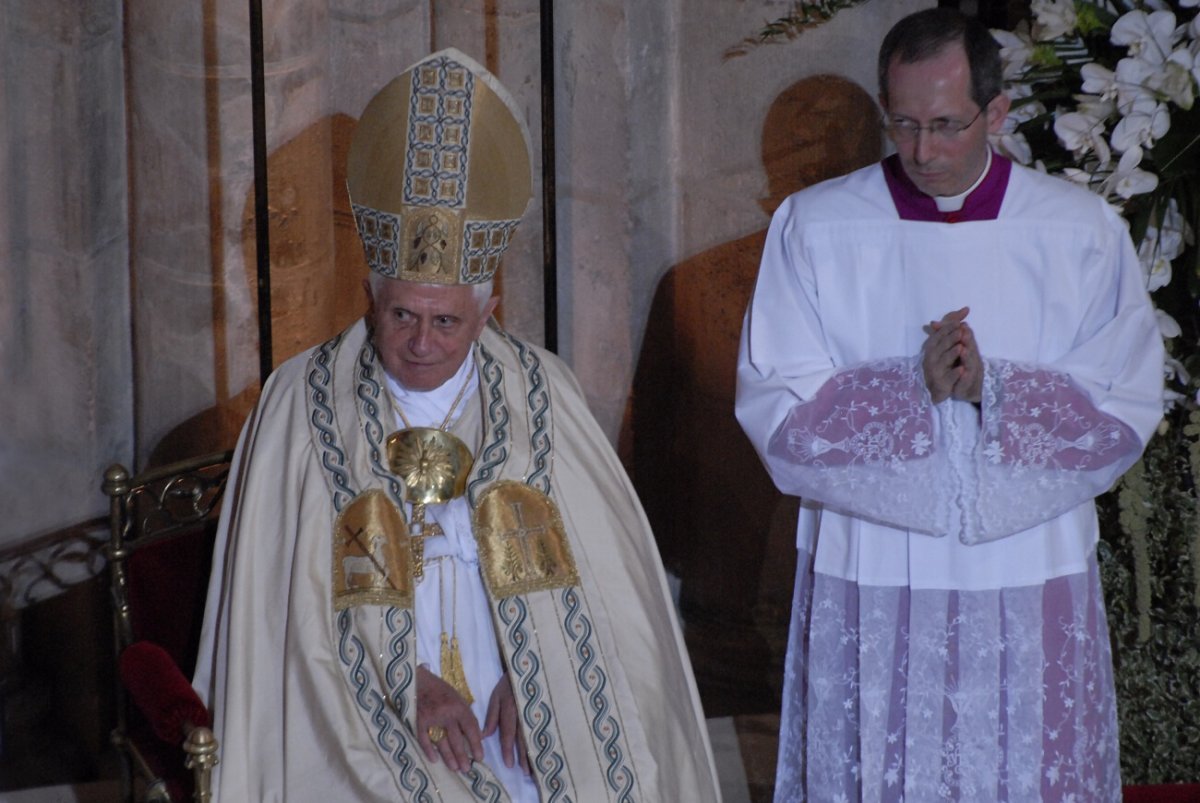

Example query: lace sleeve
[762,358,956,538]
[760,358,1150,544]
[770,359,934,467]
[981,362,1139,472]
[955,360,1146,544]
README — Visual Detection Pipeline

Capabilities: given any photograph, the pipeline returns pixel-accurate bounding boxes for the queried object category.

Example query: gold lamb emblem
[333,490,413,610]
[474,482,579,597]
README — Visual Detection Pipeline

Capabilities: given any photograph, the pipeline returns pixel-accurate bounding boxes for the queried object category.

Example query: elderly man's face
[883,43,1008,198]
[366,278,497,391]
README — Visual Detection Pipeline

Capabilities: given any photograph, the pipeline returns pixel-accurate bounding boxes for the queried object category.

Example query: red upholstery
[121,515,218,801]
[1124,784,1200,802]
[119,641,209,744]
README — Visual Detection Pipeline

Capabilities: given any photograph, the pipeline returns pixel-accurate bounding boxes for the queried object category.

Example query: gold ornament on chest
[384,373,476,703]
[385,427,473,581]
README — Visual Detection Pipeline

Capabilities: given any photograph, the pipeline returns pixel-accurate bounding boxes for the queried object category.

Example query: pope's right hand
[416,663,484,773]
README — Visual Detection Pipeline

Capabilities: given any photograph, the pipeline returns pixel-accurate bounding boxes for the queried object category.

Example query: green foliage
[1100,413,1200,783]
[725,0,875,58]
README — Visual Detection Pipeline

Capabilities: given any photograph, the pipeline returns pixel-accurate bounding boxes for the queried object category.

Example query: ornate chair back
[103,452,232,803]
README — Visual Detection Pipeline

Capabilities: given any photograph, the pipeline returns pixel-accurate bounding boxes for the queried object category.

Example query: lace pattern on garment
[766,358,952,537]
[966,359,1142,543]
[773,553,1121,802]
[765,359,1143,544]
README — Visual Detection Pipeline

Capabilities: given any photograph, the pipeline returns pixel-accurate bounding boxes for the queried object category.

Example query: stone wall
[0,2,132,548]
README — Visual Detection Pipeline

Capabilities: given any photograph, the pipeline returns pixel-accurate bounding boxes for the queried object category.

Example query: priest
[193,49,720,802]
[736,8,1164,801]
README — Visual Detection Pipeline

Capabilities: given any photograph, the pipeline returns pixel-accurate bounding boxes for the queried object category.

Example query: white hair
[367,272,495,314]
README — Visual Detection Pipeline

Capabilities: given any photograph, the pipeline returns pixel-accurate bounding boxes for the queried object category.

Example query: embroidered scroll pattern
[314,337,447,797]
[337,608,434,801]
[499,596,572,803]
[308,333,354,512]
[462,770,506,803]
[469,344,511,506]
[503,331,553,494]
[357,341,405,508]
[562,587,637,801]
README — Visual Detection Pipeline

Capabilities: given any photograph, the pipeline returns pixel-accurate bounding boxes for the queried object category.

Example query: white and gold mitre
[346,49,533,285]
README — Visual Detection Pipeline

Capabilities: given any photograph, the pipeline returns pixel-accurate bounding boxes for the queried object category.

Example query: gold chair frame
[103,452,232,803]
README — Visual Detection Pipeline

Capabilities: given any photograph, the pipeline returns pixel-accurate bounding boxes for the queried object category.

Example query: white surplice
[736,158,1164,801]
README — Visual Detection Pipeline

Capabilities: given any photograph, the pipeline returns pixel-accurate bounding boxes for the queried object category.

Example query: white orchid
[1055,108,1114,164]
[1166,355,1191,389]
[992,129,1034,164]
[1032,0,1078,41]
[997,2,1200,400]
[1138,198,1190,289]
[1103,145,1160,199]
[1111,9,1180,63]
[1157,308,1183,338]
[1160,47,1199,107]
[1081,63,1118,99]
[992,85,1043,164]
[1110,93,1171,151]
[993,25,1036,79]
[1114,56,1161,111]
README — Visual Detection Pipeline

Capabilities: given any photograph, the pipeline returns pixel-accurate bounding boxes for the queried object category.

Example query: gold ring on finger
[428,725,446,743]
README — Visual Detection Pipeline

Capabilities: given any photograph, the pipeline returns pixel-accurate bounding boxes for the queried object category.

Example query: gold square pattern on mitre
[473,481,580,598]
[333,489,414,611]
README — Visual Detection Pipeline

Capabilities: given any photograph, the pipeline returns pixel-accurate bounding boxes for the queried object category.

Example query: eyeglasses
[884,106,986,143]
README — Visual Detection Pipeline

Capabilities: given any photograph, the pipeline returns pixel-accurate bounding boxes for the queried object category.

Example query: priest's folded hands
[922,305,983,404]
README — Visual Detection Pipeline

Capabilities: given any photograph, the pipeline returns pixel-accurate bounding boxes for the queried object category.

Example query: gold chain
[387,367,473,433]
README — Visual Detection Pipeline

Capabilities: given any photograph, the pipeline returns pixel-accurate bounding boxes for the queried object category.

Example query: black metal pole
[539,0,558,353]
[250,0,273,384]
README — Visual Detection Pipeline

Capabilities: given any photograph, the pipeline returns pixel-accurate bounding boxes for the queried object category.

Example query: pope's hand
[416,664,483,773]
[922,306,983,404]
[484,672,531,776]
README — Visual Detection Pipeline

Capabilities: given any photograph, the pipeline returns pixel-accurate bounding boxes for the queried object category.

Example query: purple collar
[883,152,1011,223]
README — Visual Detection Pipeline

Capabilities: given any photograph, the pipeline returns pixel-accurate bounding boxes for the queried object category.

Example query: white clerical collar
[384,350,477,429]
[934,148,992,213]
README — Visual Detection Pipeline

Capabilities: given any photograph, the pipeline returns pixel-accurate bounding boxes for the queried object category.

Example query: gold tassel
[441,632,473,705]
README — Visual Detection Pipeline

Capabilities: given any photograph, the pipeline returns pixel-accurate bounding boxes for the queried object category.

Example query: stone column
[551,0,641,439]
[0,1,132,545]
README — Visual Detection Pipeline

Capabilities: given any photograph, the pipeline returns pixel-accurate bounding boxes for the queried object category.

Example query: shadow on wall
[626,75,882,718]
[149,113,370,467]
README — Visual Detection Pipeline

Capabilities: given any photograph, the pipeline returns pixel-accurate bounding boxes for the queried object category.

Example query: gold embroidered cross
[497,501,549,580]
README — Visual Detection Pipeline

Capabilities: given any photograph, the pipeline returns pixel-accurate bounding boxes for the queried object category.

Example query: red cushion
[1123,784,1200,802]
